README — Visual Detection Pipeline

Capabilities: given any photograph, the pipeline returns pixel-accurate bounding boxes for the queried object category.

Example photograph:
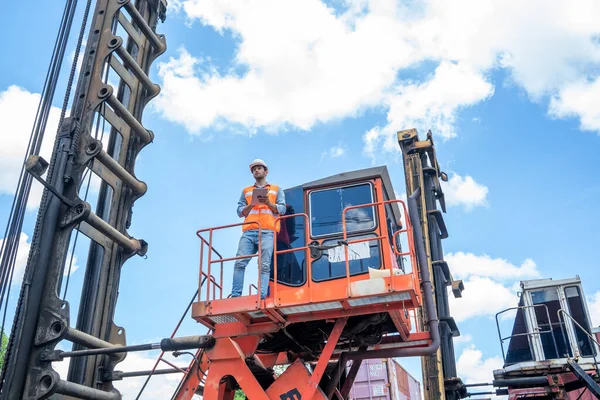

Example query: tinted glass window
[271,186,306,286]
[531,288,571,359]
[565,286,595,357]
[505,298,534,365]
[311,235,380,281]
[309,184,375,237]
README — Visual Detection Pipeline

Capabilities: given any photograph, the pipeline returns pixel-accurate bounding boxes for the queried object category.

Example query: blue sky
[1,0,600,398]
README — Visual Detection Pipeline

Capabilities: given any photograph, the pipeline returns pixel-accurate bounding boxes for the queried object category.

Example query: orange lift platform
[172,166,441,400]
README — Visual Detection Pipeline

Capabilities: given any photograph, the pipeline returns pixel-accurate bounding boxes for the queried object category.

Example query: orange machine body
[175,167,432,400]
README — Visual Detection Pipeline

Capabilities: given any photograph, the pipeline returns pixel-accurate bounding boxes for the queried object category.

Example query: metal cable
[0,0,80,386]
[0,0,73,333]
[0,0,78,341]
[137,279,207,400]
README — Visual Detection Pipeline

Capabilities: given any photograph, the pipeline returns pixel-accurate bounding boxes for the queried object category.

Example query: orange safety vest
[242,184,281,232]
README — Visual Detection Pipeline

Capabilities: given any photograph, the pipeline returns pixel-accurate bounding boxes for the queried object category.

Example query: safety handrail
[557,309,600,358]
[196,221,261,303]
[248,283,258,296]
[272,213,310,306]
[194,200,417,307]
[197,235,225,301]
[495,304,559,364]
[342,200,416,294]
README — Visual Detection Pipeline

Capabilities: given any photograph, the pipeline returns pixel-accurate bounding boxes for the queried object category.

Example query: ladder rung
[114,44,160,96]
[106,92,153,143]
[118,11,143,46]
[109,56,136,90]
[99,106,129,140]
[124,1,166,53]
[53,378,120,400]
[94,146,147,194]
[85,210,145,255]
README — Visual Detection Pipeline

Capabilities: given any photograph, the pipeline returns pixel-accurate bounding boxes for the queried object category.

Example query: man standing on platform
[231,159,286,299]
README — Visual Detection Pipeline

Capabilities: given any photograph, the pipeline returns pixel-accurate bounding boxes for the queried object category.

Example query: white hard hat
[249,158,268,171]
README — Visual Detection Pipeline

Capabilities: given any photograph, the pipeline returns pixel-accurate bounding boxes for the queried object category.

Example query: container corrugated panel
[350,359,391,400]
[348,358,421,400]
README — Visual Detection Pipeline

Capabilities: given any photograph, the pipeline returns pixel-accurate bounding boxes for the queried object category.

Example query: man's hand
[262,197,279,214]
[241,204,254,217]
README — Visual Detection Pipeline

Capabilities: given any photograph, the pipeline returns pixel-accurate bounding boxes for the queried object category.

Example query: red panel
[567,388,598,400]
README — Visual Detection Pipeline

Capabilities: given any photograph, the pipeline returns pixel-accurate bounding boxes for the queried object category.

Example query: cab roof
[285,166,403,225]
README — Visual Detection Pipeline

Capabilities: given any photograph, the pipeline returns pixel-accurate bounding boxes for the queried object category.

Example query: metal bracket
[440,316,460,337]
[40,350,64,362]
[60,201,91,228]
[452,280,464,298]
[25,155,74,208]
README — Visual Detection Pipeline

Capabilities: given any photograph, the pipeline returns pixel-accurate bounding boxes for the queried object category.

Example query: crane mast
[398,129,465,400]
[0,0,167,398]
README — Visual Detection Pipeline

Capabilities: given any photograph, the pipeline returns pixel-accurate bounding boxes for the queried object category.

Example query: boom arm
[398,129,466,400]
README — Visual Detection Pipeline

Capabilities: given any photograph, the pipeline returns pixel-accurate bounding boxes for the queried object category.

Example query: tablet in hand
[250,188,269,205]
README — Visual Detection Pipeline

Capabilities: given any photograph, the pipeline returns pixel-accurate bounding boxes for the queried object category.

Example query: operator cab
[495,277,599,378]
[272,166,406,292]
[192,166,421,338]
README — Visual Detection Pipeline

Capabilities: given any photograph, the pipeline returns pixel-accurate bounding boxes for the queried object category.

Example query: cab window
[309,183,375,237]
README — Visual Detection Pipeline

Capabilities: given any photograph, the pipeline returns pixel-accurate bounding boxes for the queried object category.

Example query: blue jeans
[231,229,274,299]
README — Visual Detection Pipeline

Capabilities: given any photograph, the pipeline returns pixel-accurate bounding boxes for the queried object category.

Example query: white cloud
[457,345,503,388]
[447,252,536,322]
[442,174,489,211]
[363,62,494,159]
[446,252,539,281]
[152,0,424,135]
[449,276,519,323]
[0,86,60,210]
[454,334,473,345]
[0,233,32,286]
[0,232,80,288]
[587,291,600,328]
[321,144,346,160]
[549,77,600,134]
[159,0,600,155]
[53,351,199,399]
[111,351,195,399]
[0,85,110,211]
[62,253,80,277]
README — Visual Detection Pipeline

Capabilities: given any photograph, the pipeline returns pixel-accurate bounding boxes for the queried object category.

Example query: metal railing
[557,309,600,359]
[272,213,310,305]
[341,200,417,294]
[495,304,559,364]
[197,235,225,301]
[195,199,418,309]
[196,221,261,304]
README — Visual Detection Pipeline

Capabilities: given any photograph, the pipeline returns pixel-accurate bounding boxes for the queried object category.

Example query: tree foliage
[0,332,8,369]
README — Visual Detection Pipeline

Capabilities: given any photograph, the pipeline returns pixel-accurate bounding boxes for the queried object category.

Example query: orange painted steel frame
[197,221,262,305]
[174,320,348,400]
[191,178,424,339]
[177,177,431,399]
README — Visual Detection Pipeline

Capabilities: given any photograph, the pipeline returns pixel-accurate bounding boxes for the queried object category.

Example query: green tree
[0,332,8,369]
